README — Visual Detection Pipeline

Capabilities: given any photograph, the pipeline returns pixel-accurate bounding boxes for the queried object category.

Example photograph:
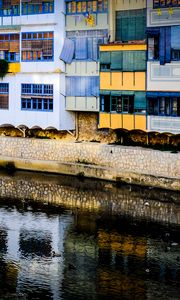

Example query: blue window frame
[66,0,108,14]
[0,83,8,93]
[147,26,180,63]
[22,1,54,15]
[0,83,9,109]
[21,84,53,111]
[21,31,54,62]
[0,1,20,17]
[0,33,20,62]
[147,95,180,117]
[153,0,180,8]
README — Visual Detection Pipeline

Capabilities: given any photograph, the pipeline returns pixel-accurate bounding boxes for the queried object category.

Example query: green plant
[0,59,9,78]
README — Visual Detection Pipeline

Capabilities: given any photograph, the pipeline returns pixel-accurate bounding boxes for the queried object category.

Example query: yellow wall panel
[8,63,20,73]
[100,72,111,90]
[133,72,146,91]
[99,113,111,128]
[135,115,147,131]
[110,114,123,129]
[100,44,147,52]
[99,113,147,131]
[100,72,146,91]
[122,114,134,130]
[115,0,146,11]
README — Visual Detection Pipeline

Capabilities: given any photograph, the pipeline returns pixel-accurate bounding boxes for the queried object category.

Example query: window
[100,51,146,71]
[1,0,20,16]
[147,96,180,116]
[100,92,146,114]
[21,84,53,111]
[111,96,122,113]
[0,83,9,110]
[66,77,99,97]
[148,36,160,60]
[116,9,146,42]
[171,26,180,61]
[21,32,53,61]
[65,30,108,61]
[153,0,180,7]
[0,34,20,62]
[22,0,54,15]
[66,0,108,14]
[100,94,134,113]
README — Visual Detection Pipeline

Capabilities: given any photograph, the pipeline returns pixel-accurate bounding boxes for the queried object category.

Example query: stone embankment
[0,137,179,190]
[0,171,179,225]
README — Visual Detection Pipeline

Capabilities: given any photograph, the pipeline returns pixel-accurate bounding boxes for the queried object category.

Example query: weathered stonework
[0,172,179,225]
[0,137,179,190]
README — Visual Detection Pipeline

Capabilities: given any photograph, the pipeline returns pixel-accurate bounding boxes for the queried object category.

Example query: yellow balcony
[99,113,147,131]
[100,72,146,91]
[8,62,20,73]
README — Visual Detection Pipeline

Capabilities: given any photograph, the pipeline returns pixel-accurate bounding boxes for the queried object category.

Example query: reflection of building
[0,204,73,299]
[0,0,74,130]
[0,228,7,253]
[63,213,180,299]
[146,0,180,133]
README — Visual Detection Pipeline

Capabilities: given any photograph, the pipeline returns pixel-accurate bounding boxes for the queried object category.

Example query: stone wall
[0,172,179,225]
[0,136,179,190]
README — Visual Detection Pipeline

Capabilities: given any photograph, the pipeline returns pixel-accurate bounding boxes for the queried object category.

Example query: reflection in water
[0,172,179,299]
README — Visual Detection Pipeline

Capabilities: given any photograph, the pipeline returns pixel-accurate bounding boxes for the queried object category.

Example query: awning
[60,38,74,64]
[147,92,180,98]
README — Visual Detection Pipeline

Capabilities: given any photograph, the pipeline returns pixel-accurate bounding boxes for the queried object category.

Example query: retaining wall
[0,137,179,190]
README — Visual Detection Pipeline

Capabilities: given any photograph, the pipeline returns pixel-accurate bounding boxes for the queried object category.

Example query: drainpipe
[75,112,79,140]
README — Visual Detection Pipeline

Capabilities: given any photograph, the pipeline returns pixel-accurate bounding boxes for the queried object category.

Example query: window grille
[0,83,9,110]
[21,32,53,61]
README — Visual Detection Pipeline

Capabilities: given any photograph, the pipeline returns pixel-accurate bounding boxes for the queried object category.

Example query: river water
[0,171,180,300]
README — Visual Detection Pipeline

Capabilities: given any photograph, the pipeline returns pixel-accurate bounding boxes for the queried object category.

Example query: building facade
[60,0,109,115]
[0,0,179,135]
[98,0,147,131]
[146,0,180,134]
[0,0,75,130]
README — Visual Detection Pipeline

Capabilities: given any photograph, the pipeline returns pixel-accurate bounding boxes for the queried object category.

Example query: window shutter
[115,12,122,41]
[123,51,134,71]
[171,26,180,50]
[100,51,111,64]
[128,17,136,41]
[116,9,146,42]
[111,51,122,70]
[60,38,74,64]
[66,76,99,97]
[160,27,165,65]
[134,51,146,71]
[134,92,146,109]
[75,37,87,60]
[121,17,129,42]
[165,27,171,63]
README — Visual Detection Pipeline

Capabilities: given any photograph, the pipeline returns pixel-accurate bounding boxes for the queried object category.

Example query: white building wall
[147,0,180,27]
[147,62,180,91]
[0,0,75,130]
[0,73,74,130]
[147,116,180,134]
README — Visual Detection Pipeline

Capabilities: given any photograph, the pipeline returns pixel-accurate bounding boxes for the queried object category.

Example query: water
[0,171,180,300]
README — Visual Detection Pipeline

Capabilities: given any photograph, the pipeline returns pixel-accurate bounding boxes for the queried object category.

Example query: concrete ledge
[0,156,179,191]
